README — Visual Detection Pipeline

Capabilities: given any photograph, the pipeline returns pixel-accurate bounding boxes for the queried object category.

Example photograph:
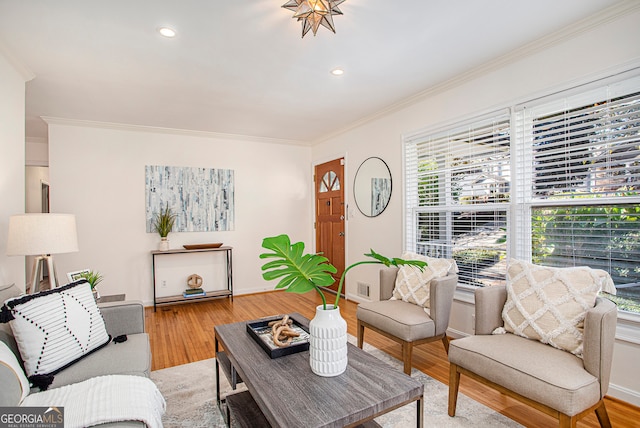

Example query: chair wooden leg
[442,335,450,354]
[402,341,413,375]
[448,363,460,417]
[357,320,364,349]
[559,413,578,428]
[594,400,612,428]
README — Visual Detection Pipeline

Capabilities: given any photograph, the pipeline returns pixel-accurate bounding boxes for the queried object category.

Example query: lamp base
[29,255,60,294]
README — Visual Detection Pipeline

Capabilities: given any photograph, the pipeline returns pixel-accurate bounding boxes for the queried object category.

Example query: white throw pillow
[391,252,458,308]
[0,341,30,402]
[501,259,613,358]
[1,280,110,389]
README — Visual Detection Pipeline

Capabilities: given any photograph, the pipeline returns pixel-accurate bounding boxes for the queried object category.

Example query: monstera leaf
[364,249,428,269]
[260,235,337,306]
[260,234,428,309]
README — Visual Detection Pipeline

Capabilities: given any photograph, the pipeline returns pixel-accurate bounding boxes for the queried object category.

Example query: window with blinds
[522,85,640,306]
[404,71,640,313]
[404,111,510,287]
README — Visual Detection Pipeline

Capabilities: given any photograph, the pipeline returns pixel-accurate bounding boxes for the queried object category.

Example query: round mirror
[353,157,392,217]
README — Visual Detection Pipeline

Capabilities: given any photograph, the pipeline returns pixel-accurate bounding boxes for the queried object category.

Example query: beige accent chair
[448,285,617,428]
[357,266,458,375]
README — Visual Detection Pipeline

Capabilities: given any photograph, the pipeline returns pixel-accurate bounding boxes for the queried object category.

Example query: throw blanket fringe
[21,375,166,428]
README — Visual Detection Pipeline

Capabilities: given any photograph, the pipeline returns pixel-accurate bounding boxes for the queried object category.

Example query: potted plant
[260,234,426,376]
[260,234,426,309]
[153,202,177,251]
[78,270,104,300]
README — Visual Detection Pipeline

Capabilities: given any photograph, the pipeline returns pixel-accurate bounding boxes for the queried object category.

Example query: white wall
[0,49,28,290]
[312,7,640,406]
[25,166,49,213]
[26,137,48,167]
[48,123,312,304]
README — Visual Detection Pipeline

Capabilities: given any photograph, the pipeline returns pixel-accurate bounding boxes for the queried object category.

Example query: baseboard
[345,293,369,304]
[446,327,469,340]
[608,383,640,407]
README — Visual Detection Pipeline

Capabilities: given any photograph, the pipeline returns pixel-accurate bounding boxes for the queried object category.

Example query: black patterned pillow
[0,280,110,389]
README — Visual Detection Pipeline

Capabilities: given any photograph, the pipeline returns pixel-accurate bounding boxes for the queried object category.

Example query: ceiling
[0,0,625,144]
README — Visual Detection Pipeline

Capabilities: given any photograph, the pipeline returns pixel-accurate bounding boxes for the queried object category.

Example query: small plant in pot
[78,270,104,300]
[153,202,177,251]
[260,234,426,377]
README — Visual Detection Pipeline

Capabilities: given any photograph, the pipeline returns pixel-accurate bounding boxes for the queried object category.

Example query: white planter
[309,304,348,377]
[158,237,170,251]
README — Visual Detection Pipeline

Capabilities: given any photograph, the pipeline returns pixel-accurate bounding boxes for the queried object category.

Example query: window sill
[616,310,640,345]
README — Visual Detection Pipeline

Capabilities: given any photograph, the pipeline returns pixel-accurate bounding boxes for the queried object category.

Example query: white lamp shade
[6,214,79,256]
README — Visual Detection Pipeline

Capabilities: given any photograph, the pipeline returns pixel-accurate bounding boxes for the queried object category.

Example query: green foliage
[531,202,640,314]
[361,249,428,270]
[153,202,177,238]
[606,294,640,313]
[79,270,103,290]
[453,249,501,265]
[260,234,337,308]
[260,234,427,309]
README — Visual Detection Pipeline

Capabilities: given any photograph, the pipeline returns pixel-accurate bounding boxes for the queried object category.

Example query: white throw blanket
[21,375,166,428]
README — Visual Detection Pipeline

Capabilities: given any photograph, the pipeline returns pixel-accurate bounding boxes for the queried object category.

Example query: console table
[151,246,233,311]
[215,313,424,427]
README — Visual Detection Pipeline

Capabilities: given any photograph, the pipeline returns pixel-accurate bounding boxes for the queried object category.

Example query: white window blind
[517,80,640,295]
[404,111,510,287]
[404,71,640,312]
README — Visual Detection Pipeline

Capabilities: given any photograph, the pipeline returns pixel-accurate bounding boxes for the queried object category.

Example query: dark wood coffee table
[214,313,424,428]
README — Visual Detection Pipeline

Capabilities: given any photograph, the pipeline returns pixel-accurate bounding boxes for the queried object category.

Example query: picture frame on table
[67,269,90,283]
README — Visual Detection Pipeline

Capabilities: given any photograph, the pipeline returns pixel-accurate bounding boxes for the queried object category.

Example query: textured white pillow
[501,259,613,358]
[0,341,30,402]
[1,280,110,387]
[391,252,458,308]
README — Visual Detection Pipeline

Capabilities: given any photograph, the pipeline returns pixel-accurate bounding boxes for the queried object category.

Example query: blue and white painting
[145,165,235,232]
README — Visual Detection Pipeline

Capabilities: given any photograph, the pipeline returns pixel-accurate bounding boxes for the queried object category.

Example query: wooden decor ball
[187,274,203,289]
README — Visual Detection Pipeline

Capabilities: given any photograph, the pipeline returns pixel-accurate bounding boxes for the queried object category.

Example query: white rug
[151,337,522,427]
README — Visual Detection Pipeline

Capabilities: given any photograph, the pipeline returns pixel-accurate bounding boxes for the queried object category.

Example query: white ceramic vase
[309,304,348,377]
[158,237,170,251]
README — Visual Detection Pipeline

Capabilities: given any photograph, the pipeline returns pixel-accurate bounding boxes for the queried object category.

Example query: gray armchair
[357,266,458,375]
[448,285,617,427]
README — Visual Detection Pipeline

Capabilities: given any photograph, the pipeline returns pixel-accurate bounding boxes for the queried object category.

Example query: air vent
[357,282,370,298]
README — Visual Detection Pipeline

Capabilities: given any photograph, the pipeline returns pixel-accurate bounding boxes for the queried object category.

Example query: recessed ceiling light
[158,27,176,38]
[331,68,344,76]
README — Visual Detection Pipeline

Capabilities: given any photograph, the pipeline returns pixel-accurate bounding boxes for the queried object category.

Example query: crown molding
[312,0,640,145]
[0,40,35,82]
[41,117,313,147]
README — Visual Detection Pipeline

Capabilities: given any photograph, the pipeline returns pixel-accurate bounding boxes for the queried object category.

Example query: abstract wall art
[145,165,235,232]
[371,177,391,217]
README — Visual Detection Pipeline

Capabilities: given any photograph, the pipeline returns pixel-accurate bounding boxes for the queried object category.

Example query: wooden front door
[315,158,345,293]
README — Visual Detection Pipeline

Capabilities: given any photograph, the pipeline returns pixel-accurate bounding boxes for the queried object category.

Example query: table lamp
[6,213,79,293]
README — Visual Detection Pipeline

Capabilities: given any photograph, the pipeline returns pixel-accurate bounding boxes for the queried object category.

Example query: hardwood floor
[145,290,639,428]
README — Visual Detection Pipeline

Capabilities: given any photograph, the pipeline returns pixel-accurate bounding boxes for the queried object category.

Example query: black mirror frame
[353,157,392,217]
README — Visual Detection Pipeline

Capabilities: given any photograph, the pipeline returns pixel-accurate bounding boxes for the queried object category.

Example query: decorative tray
[246,314,310,359]
[183,243,223,249]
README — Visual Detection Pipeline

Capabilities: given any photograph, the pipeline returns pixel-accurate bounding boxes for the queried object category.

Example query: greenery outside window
[404,111,510,288]
[521,81,640,313]
[404,72,640,314]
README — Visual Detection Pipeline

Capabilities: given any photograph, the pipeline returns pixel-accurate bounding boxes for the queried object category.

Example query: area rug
[151,337,522,427]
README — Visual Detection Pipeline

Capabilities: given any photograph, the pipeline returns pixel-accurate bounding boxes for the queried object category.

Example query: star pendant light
[282,0,346,38]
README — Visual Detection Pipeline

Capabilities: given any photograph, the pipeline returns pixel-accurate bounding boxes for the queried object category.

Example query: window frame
[403,69,640,311]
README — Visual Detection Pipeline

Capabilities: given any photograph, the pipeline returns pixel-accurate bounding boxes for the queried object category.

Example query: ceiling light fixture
[330,68,344,76]
[158,27,176,38]
[282,0,346,38]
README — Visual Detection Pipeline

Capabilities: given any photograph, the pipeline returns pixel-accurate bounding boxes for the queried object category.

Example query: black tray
[246,314,310,359]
